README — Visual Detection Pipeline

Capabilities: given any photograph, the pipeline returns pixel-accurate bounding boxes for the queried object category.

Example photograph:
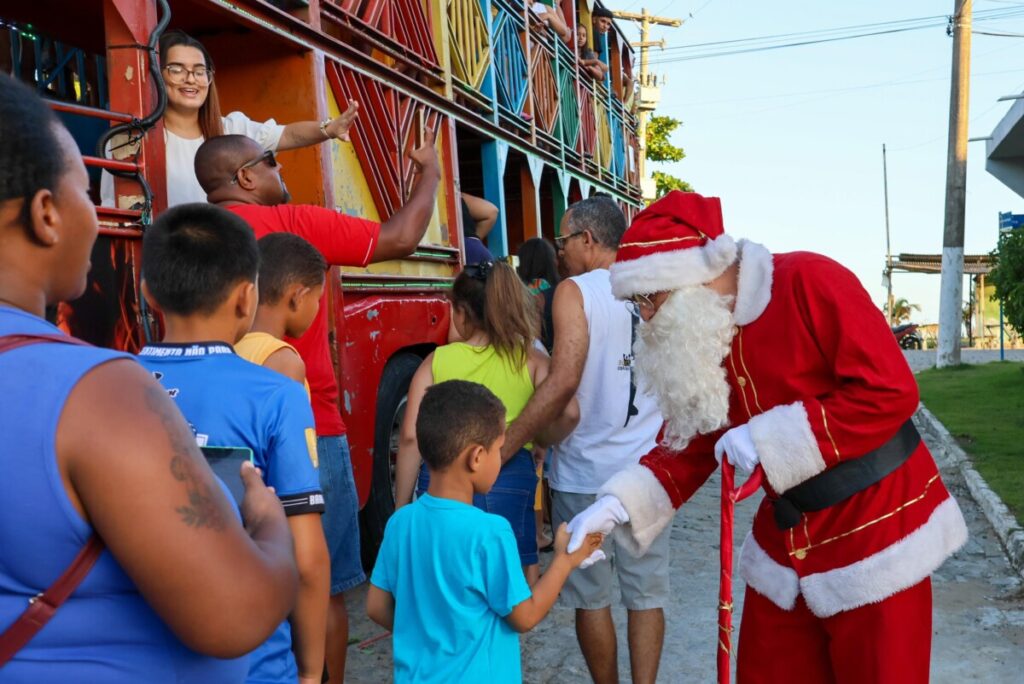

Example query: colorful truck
[1,0,642,564]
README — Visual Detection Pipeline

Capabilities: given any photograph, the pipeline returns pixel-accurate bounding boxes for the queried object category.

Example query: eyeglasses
[162,63,213,84]
[554,230,586,250]
[625,293,656,317]
[230,150,277,185]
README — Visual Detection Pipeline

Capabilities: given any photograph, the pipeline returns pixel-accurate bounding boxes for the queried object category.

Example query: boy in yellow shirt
[236,233,325,397]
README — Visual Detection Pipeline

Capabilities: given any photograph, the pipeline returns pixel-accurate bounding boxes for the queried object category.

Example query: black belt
[772,419,921,530]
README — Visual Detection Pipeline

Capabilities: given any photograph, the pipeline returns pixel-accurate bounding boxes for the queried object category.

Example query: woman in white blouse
[102,30,358,208]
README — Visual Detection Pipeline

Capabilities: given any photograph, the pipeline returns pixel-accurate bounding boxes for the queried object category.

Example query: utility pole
[613,8,683,201]
[883,144,895,325]
[937,0,972,367]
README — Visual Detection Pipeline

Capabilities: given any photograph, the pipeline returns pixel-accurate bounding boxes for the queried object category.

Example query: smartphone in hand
[201,446,254,506]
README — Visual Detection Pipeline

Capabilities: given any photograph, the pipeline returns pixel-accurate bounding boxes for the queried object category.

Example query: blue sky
[607,0,1024,323]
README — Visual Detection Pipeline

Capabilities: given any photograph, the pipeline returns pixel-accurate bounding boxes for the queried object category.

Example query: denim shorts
[317,435,366,594]
[418,448,539,566]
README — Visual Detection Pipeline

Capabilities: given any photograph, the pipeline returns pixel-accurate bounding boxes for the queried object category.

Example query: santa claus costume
[582,191,967,683]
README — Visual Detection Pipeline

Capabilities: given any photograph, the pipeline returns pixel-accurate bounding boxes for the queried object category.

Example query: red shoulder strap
[0,332,102,666]
[0,333,90,353]
[0,537,104,665]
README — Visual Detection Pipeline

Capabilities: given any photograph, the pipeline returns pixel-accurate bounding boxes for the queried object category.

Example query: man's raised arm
[371,131,441,262]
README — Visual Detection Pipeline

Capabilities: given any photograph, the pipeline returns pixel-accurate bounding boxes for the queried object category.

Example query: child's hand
[554,522,604,569]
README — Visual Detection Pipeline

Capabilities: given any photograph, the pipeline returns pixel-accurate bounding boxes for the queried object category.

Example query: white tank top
[550,269,662,494]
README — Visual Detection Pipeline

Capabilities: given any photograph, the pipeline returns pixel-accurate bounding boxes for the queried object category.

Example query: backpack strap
[0,332,103,667]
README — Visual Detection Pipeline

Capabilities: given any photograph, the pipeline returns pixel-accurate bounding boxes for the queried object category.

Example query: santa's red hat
[610,191,737,299]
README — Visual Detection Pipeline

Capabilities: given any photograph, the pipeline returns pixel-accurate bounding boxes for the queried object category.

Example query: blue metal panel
[481,140,510,257]
[491,5,528,115]
[612,110,626,178]
[478,0,499,122]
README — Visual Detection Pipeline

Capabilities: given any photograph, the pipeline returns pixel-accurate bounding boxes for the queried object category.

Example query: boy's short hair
[417,381,506,471]
[257,233,327,305]
[142,203,259,315]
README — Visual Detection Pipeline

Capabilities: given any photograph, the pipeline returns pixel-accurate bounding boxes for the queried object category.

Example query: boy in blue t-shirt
[367,380,602,683]
[137,203,330,684]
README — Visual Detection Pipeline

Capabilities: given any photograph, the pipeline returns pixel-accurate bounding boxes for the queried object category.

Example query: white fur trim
[800,496,968,617]
[738,532,800,611]
[610,234,738,299]
[598,464,676,557]
[748,402,826,494]
[733,240,773,326]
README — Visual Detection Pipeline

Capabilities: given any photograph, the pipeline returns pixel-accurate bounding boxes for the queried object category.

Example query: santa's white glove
[714,424,759,474]
[566,495,629,568]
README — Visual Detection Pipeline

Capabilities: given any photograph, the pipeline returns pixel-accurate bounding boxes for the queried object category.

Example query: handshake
[565,424,760,567]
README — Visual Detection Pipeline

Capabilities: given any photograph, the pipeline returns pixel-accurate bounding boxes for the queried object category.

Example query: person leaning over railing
[0,72,298,683]
[576,24,608,81]
[101,29,358,209]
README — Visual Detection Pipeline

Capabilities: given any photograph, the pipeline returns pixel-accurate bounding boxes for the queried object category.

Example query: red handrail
[45,100,134,124]
[82,156,140,173]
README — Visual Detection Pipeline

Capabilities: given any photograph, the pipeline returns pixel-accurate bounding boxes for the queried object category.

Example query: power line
[648,24,950,64]
[656,14,953,52]
[656,6,1024,53]
[645,6,1024,63]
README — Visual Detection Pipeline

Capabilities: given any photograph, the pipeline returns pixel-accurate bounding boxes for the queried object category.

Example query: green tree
[990,227,1024,334]
[652,170,693,197]
[885,297,921,324]
[646,115,692,199]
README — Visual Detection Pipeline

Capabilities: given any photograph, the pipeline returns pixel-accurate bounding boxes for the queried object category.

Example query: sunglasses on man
[230,150,278,185]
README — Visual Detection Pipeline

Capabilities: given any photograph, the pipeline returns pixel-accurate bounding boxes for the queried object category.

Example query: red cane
[718,462,764,684]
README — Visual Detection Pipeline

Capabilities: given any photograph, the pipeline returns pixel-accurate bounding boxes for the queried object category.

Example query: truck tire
[360,352,422,570]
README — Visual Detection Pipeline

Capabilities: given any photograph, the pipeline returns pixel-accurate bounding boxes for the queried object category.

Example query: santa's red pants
[736,578,932,684]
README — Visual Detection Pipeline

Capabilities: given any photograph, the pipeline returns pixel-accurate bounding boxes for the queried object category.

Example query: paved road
[344,416,1024,682]
[903,348,1024,373]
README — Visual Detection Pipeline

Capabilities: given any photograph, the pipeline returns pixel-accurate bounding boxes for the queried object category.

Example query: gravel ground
[903,348,1024,373]
[344,423,1024,683]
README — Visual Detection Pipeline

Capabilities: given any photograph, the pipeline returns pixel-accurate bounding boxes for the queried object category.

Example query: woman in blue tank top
[0,74,298,682]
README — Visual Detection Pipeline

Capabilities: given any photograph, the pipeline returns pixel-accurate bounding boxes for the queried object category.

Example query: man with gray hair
[503,197,666,684]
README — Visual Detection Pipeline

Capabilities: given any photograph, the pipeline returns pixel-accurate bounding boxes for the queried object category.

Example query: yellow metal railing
[446,0,490,91]
[595,93,612,172]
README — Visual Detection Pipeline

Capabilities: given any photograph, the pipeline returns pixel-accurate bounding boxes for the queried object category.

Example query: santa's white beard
[634,286,736,451]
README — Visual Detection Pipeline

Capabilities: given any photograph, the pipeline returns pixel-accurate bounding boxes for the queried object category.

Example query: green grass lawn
[917,362,1024,523]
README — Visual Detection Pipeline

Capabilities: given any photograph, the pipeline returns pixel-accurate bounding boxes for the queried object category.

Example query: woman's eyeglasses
[163,63,213,85]
[230,150,277,185]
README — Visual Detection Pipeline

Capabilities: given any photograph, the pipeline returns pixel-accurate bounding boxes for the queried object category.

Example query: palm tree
[886,297,921,324]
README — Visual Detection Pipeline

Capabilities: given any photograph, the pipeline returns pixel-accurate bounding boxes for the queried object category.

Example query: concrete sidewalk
[345,429,1024,683]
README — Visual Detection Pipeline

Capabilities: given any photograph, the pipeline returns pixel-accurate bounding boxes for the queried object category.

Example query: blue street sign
[998,211,1024,232]
[996,212,1023,359]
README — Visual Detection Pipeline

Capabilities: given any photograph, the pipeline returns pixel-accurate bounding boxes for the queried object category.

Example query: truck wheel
[360,352,422,570]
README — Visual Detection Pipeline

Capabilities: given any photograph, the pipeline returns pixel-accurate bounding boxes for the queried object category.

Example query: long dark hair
[516,238,560,286]
[159,30,224,139]
[451,261,539,369]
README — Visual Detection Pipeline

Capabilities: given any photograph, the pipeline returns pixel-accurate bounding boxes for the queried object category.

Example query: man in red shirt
[196,132,439,682]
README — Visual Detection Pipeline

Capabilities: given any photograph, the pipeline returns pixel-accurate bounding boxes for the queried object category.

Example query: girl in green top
[394,261,579,583]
